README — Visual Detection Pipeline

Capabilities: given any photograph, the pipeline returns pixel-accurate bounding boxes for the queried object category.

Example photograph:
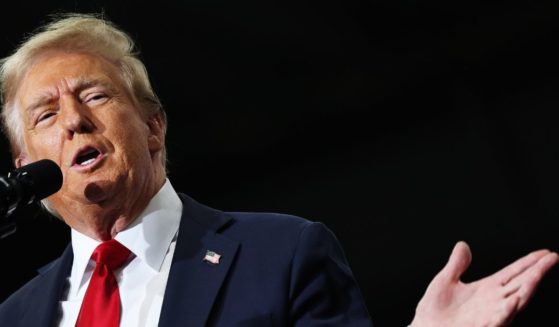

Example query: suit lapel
[20,245,73,327]
[158,194,239,327]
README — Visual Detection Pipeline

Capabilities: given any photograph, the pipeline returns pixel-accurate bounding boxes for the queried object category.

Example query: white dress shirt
[57,179,183,327]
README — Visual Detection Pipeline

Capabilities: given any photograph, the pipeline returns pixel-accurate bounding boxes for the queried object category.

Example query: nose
[59,95,95,138]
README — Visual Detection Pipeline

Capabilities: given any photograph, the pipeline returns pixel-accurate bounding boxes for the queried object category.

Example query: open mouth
[73,146,102,167]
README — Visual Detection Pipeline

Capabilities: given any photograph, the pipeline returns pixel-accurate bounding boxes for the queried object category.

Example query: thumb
[439,241,472,282]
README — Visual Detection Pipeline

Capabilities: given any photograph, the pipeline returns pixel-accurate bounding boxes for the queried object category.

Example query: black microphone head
[9,159,63,202]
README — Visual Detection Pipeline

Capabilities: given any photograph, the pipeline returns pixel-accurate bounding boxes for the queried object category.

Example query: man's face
[13,51,164,226]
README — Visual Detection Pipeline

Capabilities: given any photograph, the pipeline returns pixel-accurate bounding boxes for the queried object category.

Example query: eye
[84,93,109,105]
[36,111,56,124]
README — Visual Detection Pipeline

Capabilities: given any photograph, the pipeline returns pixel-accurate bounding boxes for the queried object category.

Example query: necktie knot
[91,239,130,270]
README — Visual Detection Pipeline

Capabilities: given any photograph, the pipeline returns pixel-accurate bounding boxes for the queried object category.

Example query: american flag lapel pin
[203,250,221,265]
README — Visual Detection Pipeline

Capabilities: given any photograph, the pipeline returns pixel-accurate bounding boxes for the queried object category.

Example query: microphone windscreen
[11,159,63,201]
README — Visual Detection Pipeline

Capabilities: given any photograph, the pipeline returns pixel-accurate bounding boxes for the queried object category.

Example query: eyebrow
[24,92,57,114]
[72,77,118,94]
[23,77,118,113]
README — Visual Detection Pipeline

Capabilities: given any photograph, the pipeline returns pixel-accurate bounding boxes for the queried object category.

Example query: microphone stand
[1,204,17,239]
[1,176,17,239]
[0,221,16,239]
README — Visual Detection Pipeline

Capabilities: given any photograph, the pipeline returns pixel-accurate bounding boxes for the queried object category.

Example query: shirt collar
[69,179,182,288]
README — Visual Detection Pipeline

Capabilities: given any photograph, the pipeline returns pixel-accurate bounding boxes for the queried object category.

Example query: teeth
[80,158,96,166]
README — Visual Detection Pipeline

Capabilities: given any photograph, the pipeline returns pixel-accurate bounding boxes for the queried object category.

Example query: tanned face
[14,51,166,240]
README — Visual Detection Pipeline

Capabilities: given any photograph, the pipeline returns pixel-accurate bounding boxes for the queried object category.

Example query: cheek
[106,119,149,164]
[26,131,64,159]
[109,113,150,155]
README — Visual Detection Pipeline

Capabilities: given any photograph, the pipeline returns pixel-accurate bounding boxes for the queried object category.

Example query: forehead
[16,51,124,103]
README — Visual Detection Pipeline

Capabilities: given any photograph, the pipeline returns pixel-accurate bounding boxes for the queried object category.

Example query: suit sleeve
[288,221,374,326]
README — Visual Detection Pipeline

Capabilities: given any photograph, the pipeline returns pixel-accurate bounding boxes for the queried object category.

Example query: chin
[82,179,117,203]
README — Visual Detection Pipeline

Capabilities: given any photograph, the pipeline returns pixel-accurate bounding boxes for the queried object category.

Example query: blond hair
[0,13,167,164]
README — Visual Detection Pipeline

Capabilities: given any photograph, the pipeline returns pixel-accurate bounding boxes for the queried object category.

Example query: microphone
[0,159,63,219]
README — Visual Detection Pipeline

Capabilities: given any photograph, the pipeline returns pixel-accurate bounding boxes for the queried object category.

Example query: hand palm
[411,242,558,327]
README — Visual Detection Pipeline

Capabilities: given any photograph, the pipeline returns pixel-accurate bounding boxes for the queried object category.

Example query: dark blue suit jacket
[0,194,373,326]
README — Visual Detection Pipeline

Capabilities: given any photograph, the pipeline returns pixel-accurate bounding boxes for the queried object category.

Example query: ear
[146,112,165,153]
[14,153,30,169]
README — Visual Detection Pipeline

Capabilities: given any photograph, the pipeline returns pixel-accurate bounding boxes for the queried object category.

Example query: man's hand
[410,241,558,327]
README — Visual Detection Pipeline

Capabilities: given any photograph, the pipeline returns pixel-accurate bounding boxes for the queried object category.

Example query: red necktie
[75,239,131,327]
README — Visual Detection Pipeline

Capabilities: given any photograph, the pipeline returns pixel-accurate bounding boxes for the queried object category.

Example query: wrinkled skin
[14,51,166,241]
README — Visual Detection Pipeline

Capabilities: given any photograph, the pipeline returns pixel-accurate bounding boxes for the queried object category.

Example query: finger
[502,283,520,298]
[494,249,551,286]
[507,252,559,310]
[439,241,472,282]
[500,252,556,297]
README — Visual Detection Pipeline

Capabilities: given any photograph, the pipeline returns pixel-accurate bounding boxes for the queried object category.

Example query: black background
[1,1,559,325]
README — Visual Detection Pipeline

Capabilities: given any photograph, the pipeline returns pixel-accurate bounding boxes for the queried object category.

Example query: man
[0,13,556,327]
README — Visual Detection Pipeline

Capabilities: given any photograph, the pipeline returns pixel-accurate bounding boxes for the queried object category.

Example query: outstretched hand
[410,241,558,327]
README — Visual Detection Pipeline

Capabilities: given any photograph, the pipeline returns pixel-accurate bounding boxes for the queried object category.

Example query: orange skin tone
[14,51,166,241]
